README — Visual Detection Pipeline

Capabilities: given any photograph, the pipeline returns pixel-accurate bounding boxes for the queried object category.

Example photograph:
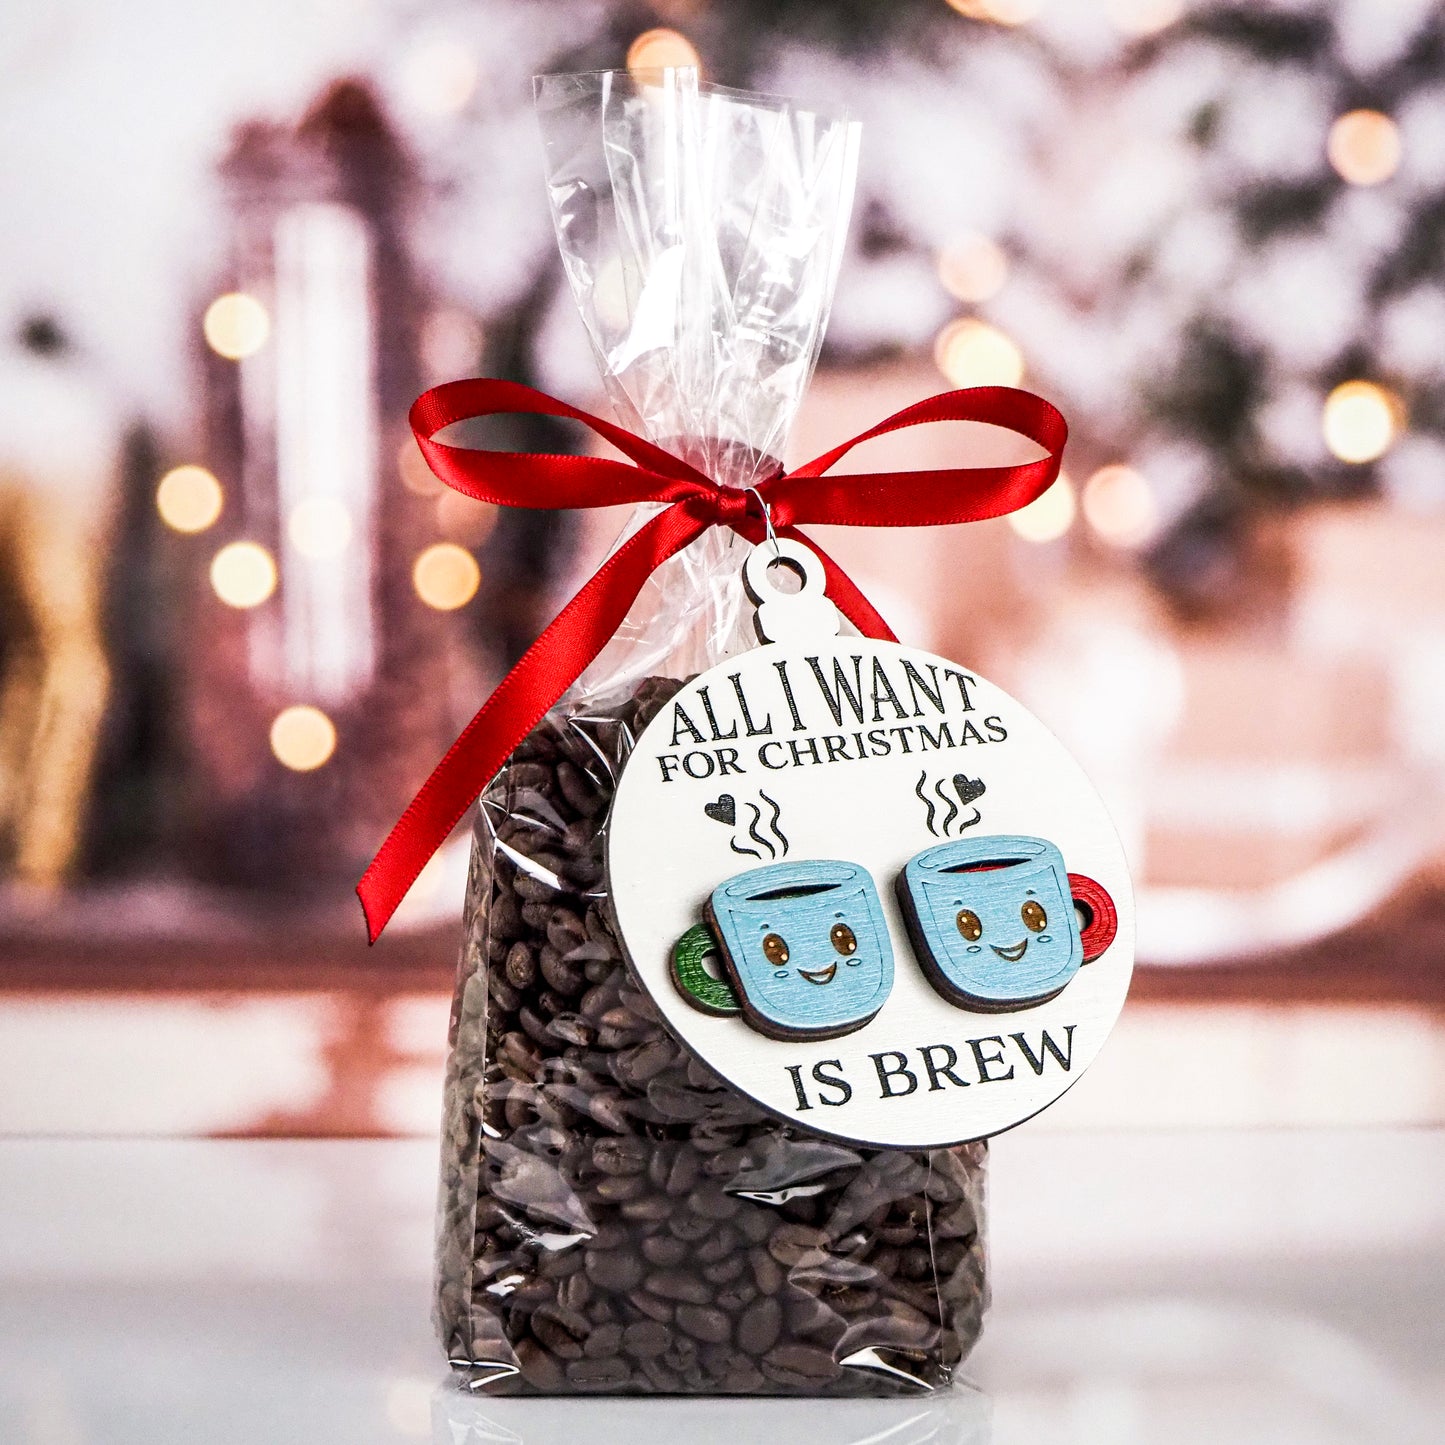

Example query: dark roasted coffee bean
[619,1195,672,1222]
[714,1283,757,1313]
[515,1337,565,1390]
[694,1226,739,1263]
[531,1304,587,1360]
[687,1186,740,1220]
[675,1304,731,1345]
[504,942,536,989]
[666,1213,714,1242]
[631,1293,673,1324]
[736,1296,782,1355]
[592,1137,649,1175]
[595,1174,647,1202]
[766,1224,829,1267]
[566,1356,632,1389]
[560,1271,592,1312]
[664,1150,701,1196]
[702,1255,744,1284]
[760,1343,841,1387]
[641,1234,689,1267]
[644,1270,712,1304]
[583,1322,624,1358]
[585,1250,643,1292]
[621,1320,671,1358]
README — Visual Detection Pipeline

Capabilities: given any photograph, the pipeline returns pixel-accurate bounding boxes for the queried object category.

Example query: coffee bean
[621,1320,671,1358]
[644,1270,712,1305]
[675,1304,731,1345]
[504,943,536,990]
[631,1293,674,1324]
[531,1304,587,1359]
[585,1250,643,1292]
[641,1234,689,1268]
[736,1296,782,1355]
[760,1343,842,1387]
[566,1356,631,1388]
[593,1137,649,1175]
[766,1224,829,1267]
[582,1322,623,1358]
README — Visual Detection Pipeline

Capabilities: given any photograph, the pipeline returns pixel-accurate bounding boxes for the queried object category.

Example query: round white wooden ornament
[607,540,1134,1148]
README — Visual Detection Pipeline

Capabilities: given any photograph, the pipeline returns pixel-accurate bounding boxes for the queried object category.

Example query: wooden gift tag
[608,539,1133,1149]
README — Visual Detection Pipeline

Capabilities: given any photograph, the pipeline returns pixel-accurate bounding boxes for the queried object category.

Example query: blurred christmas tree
[986,0,1445,613]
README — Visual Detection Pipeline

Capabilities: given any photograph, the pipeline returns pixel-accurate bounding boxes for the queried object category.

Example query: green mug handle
[671,923,741,1017]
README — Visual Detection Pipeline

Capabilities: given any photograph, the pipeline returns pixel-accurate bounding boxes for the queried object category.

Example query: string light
[944,0,1041,23]
[413,542,481,610]
[1008,474,1076,543]
[1322,380,1400,463]
[1327,110,1401,186]
[203,293,270,360]
[269,705,337,772]
[210,541,277,608]
[399,38,478,117]
[398,437,442,497]
[1082,465,1159,547]
[156,465,223,533]
[1103,0,1183,37]
[934,318,1025,387]
[937,235,1009,304]
[288,497,353,559]
[626,28,701,75]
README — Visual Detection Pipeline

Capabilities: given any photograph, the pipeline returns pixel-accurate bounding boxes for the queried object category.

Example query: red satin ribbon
[358,378,1067,941]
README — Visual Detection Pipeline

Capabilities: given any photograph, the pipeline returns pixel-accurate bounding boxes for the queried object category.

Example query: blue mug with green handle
[671,860,894,1041]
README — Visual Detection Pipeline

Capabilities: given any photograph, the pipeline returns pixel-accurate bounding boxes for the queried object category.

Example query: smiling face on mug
[899,837,1090,1012]
[705,861,894,1041]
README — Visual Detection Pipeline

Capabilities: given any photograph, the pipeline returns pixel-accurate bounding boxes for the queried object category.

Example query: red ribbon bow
[358,377,1067,941]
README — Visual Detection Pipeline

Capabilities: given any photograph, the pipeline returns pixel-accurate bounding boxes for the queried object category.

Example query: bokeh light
[1327,110,1401,187]
[937,235,1009,304]
[399,38,478,117]
[1103,0,1183,36]
[398,437,443,497]
[1008,474,1077,543]
[287,497,353,559]
[934,318,1025,387]
[626,28,701,75]
[945,0,1041,23]
[413,542,481,610]
[209,541,277,608]
[156,465,223,534]
[1322,380,1400,463]
[269,705,337,772]
[1082,464,1159,547]
[203,292,270,360]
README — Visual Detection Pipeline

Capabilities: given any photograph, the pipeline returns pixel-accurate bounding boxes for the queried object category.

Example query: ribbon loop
[359,380,1067,942]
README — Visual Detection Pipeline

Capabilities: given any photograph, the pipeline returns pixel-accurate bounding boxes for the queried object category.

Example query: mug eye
[762,933,790,965]
[1021,900,1047,932]
[829,923,857,956]
[955,909,982,942]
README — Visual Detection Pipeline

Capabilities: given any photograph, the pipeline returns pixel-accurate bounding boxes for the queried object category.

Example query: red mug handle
[1068,874,1118,963]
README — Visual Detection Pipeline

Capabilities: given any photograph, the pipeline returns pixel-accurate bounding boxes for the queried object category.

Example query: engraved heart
[953,774,986,806]
[704,794,736,826]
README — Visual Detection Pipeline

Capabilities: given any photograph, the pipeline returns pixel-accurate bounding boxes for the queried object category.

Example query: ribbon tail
[357,502,710,942]
[777,526,898,643]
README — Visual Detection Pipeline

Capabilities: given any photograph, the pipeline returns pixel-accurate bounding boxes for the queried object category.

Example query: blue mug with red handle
[896,836,1117,1012]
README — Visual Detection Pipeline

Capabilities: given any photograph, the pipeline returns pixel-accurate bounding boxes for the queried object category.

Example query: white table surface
[1,1129,1441,1445]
